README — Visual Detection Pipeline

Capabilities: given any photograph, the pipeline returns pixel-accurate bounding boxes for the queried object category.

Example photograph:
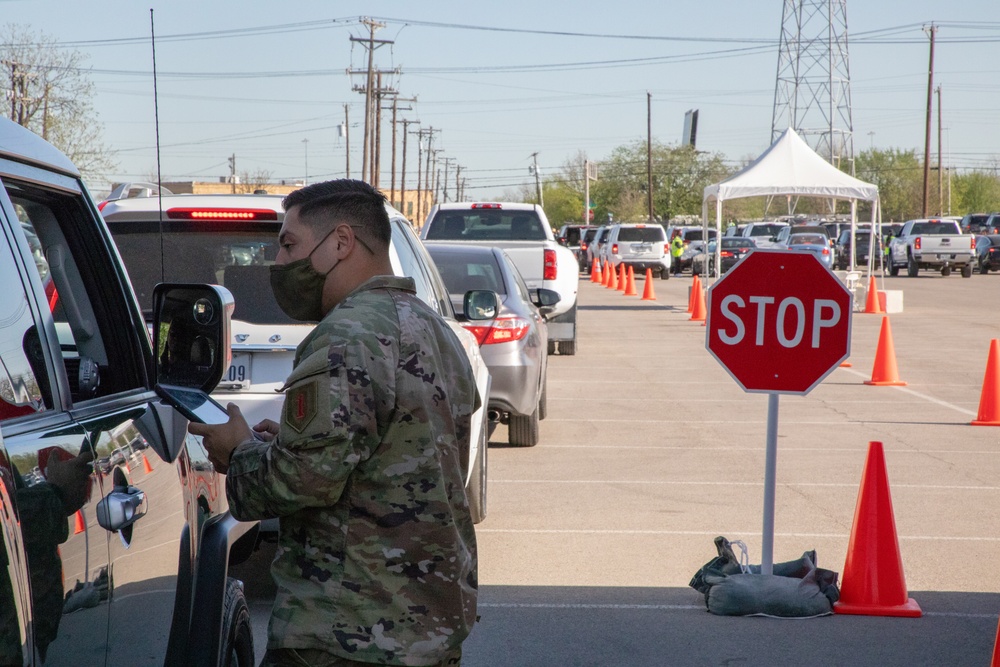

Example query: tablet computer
[154,384,230,425]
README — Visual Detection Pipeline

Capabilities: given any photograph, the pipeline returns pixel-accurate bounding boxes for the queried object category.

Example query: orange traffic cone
[834,441,922,617]
[864,316,906,386]
[864,275,883,314]
[607,263,619,290]
[689,281,707,322]
[622,266,636,296]
[972,339,1000,426]
[687,275,702,314]
[618,263,628,293]
[74,510,85,535]
[142,454,154,474]
[641,269,657,301]
[601,261,610,286]
[590,258,600,283]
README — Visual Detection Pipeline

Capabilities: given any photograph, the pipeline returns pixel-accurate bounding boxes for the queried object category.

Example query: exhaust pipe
[487,409,502,422]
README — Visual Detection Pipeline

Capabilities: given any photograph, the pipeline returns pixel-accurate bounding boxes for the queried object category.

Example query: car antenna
[150,8,165,284]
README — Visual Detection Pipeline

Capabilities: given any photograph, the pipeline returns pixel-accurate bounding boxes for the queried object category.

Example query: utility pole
[422,127,439,220]
[583,159,598,224]
[343,104,350,178]
[431,150,442,207]
[647,91,654,222]
[921,23,937,218]
[415,128,425,225]
[400,119,418,219]
[441,157,455,203]
[348,18,392,185]
[302,138,309,185]
[455,164,462,203]
[388,96,416,207]
[228,154,236,194]
[530,152,543,208]
[936,84,943,216]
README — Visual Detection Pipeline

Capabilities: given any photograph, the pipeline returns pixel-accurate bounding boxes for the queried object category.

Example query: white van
[603,223,671,279]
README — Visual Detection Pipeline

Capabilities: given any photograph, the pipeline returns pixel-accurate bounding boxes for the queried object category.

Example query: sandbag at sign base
[690,536,840,618]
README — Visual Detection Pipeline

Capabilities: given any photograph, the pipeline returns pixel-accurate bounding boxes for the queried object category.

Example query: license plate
[224,353,251,388]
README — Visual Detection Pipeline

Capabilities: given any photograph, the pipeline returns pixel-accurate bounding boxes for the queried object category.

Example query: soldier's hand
[189,403,253,474]
[46,448,95,515]
[252,419,280,442]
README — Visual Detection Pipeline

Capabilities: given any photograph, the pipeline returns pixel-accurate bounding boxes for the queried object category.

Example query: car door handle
[96,485,147,532]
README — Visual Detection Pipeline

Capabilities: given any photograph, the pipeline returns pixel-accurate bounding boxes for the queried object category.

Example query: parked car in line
[0,116,258,665]
[960,213,996,236]
[578,226,600,272]
[887,218,975,278]
[676,239,707,274]
[602,223,672,279]
[835,229,873,270]
[557,223,596,271]
[779,232,834,269]
[692,237,756,276]
[103,189,492,522]
[421,202,580,356]
[976,234,1000,274]
[588,225,612,268]
[735,221,789,249]
[428,244,555,447]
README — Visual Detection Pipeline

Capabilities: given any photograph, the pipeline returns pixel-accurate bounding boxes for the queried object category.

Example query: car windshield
[683,229,715,242]
[722,238,754,249]
[750,224,785,237]
[109,221,296,325]
[617,227,664,242]
[428,248,507,296]
[425,210,547,241]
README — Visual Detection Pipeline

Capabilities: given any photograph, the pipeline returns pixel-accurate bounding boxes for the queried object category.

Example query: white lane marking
[822,367,979,416]
[491,479,1000,491]
[476,528,1000,541]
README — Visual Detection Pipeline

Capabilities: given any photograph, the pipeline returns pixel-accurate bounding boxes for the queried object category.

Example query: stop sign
[705,249,852,394]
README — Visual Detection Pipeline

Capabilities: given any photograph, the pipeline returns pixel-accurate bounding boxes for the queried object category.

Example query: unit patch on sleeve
[285,381,318,433]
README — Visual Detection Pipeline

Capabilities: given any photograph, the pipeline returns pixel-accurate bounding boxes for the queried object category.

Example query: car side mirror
[463,290,499,321]
[153,283,234,394]
[530,287,560,317]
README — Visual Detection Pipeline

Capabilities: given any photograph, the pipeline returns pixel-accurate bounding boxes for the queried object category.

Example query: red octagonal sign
[705,249,853,395]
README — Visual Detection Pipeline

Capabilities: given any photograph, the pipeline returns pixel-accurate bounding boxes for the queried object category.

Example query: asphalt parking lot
[466,269,1000,666]
[238,269,1000,666]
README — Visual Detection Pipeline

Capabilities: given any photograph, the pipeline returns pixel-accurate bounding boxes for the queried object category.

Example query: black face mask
[268,228,338,322]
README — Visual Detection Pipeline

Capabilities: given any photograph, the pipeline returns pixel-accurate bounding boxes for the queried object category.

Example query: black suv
[0,118,256,665]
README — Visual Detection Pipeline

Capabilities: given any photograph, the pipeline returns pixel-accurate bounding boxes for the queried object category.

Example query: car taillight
[166,208,278,221]
[611,243,619,255]
[915,237,922,250]
[972,236,977,249]
[664,243,670,254]
[462,316,531,346]
[821,248,830,255]
[581,241,589,251]
[721,250,734,258]
[544,248,557,280]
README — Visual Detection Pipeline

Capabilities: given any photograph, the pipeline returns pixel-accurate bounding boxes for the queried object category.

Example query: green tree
[854,148,923,221]
[1,23,117,182]
[952,171,1000,214]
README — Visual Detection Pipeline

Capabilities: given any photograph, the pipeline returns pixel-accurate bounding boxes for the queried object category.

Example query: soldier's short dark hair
[283,179,391,250]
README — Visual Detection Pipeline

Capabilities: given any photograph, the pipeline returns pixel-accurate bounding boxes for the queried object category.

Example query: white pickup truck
[887,218,976,278]
[421,202,580,355]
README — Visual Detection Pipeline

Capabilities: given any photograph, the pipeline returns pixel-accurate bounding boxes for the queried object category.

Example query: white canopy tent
[701,127,880,281]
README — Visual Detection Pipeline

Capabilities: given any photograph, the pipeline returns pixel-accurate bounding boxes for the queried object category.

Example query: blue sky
[8,1,1000,201]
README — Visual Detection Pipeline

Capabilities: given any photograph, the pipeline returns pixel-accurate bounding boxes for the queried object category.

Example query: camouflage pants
[260,647,462,667]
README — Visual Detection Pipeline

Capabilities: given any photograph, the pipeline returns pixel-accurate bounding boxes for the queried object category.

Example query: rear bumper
[487,362,542,416]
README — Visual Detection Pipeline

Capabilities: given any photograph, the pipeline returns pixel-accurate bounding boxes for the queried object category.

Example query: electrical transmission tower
[771,0,855,172]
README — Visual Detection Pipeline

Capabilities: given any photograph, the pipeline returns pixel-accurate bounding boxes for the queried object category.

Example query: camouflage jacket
[227,275,479,666]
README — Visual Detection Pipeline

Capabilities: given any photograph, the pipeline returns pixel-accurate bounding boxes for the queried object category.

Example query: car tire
[221,578,254,667]
[660,269,670,280]
[888,256,899,276]
[468,423,487,524]
[907,253,918,277]
[961,264,973,278]
[981,263,990,275]
[547,340,557,355]
[941,265,951,277]
[509,405,539,447]
[558,339,576,356]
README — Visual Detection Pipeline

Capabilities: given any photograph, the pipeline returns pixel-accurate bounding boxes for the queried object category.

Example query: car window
[749,224,785,237]
[109,219,293,325]
[390,218,453,318]
[0,222,49,419]
[4,179,147,406]
[617,227,664,243]
[789,234,826,245]
[425,210,547,241]
[429,248,506,296]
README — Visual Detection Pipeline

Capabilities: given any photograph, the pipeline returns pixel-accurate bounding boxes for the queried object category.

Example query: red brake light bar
[470,203,502,210]
[166,208,278,221]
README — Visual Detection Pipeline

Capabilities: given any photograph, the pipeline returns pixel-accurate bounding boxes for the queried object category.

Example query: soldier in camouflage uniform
[193,180,478,667]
